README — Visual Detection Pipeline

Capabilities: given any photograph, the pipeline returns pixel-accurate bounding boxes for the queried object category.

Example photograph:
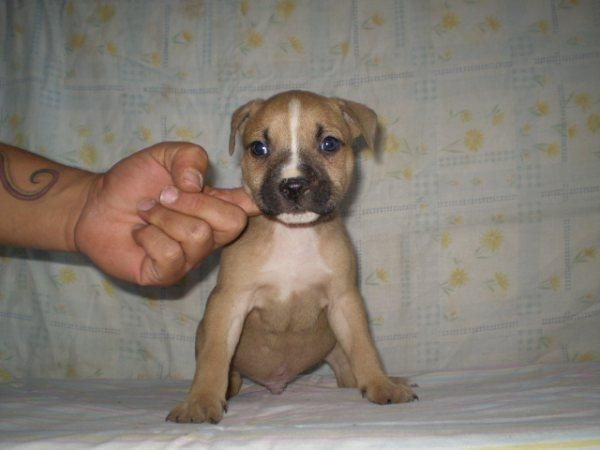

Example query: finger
[156,186,248,247]
[149,142,208,193]
[204,186,261,217]
[131,224,186,286]
[137,203,215,267]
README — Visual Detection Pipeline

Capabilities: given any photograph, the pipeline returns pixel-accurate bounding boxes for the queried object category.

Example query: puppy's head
[230,90,377,225]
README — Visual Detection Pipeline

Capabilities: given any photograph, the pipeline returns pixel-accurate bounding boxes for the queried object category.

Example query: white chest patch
[259,222,332,301]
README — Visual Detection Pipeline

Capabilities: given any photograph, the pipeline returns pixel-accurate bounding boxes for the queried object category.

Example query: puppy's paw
[166,395,227,424]
[362,377,418,405]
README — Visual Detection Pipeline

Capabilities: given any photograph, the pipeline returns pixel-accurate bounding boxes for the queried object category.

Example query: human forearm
[0,143,97,252]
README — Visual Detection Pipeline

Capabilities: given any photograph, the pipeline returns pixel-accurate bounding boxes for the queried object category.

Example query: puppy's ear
[229,99,264,155]
[334,99,378,152]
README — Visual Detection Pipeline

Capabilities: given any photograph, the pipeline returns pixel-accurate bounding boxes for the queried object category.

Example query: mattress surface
[1,362,599,449]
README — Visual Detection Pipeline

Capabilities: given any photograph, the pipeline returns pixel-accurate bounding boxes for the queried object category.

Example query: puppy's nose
[279,177,309,201]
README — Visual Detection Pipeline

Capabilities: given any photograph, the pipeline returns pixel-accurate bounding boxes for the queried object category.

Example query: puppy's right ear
[229,99,264,155]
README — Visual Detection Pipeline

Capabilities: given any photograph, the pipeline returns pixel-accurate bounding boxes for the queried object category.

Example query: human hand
[74,142,259,285]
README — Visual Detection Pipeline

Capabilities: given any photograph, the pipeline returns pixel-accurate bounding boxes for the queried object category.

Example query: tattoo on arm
[0,151,60,200]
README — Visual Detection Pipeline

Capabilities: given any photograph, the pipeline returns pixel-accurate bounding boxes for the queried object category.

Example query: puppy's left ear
[334,99,378,152]
[229,99,264,155]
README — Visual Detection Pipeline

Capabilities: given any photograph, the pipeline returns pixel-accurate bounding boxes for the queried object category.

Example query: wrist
[63,170,101,252]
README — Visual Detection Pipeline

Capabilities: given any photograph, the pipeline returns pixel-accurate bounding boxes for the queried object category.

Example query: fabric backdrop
[1,0,599,382]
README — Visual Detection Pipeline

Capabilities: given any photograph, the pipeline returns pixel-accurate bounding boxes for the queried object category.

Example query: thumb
[149,142,209,193]
[204,187,261,217]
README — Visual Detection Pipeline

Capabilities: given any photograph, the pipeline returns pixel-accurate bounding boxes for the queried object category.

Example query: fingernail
[160,185,179,204]
[183,169,203,190]
[137,199,156,211]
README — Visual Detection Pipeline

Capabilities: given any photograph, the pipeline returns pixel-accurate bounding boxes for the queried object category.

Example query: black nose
[279,177,309,201]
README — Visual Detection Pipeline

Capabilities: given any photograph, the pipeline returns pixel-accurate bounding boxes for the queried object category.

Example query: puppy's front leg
[167,288,248,424]
[328,289,417,404]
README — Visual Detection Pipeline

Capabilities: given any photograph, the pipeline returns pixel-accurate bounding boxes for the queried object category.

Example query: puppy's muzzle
[279,177,309,203]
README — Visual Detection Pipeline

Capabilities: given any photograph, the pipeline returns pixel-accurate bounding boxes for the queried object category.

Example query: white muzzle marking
[277,211,320,225]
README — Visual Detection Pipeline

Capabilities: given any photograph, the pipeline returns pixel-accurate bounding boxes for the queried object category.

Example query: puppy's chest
[257,224,332,303]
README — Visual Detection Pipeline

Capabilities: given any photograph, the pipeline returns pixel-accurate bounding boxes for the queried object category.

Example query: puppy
[167,90,417,424]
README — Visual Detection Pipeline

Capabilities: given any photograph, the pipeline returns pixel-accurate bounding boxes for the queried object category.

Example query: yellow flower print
[138,126,152,142]
[494,272,509,291]
[574,247,597,263]
[96,5,116,23]
[58,267,77,285]
[78,126,91,138]
[241,0,250,16]
[106,41,118,56]
[183,31,193,43]
[80,143,98,167]
[568,125,577,138]
[9,114,23,129]
[587,113,600,133]
[150,51,162,67]
[574,93,591,112]
[521,122,532,136]
[485,16,502,32]
[582,248,596,258]
[384,133,401,153]
[532,100,550,116]
[442,13,459,30]
[288,36,304,54]
[492,214,506,224]
[68,33,86,50]
[544,144,560,158]
[402,167,413,181]
[464,129,484,152]
[366,268,390,285]
[363,14,385,29]
[537,20,549,34]
[575,352,598,362]
[540,274,561,291]
[492,111,504,126]
[66,365,78,378]
[441,231,452,249]
[449,268,468,288]
[331,41,350,56]
[481,229,504,252]
[102,279,116,298]
[460,111,472,123]
[549,275,560,291]
[175,126,194,140]
[276,0,296,19]
[65,1,74,16]
[103,132,115,144]
[246,30,264,49]
[372,14,385,26]
[0,368,13,382]
[376,269,389,283]
[450,215,463,226]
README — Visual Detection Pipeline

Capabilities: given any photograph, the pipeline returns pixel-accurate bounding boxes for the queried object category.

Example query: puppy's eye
[249,141,269,158]
[319,136,341,154]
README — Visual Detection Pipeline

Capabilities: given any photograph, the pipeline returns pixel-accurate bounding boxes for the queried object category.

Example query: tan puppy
[167,90,417,424]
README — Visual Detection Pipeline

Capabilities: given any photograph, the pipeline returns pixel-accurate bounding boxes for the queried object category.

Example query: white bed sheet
[1,362,599,449]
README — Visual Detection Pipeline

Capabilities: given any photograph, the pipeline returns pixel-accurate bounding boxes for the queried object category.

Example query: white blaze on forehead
[282,98,302,178]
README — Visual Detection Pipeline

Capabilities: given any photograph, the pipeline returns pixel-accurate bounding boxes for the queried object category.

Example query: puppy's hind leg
[325,343,357,388]
[226,370,243,400]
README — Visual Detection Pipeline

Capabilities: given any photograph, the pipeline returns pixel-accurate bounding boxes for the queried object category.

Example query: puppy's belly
[231,298,337,393]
